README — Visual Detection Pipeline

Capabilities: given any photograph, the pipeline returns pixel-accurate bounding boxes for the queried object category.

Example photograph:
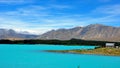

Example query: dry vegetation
[46,47,120,56]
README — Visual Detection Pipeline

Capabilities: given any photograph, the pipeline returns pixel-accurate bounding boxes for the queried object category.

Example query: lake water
[0,44,120,68]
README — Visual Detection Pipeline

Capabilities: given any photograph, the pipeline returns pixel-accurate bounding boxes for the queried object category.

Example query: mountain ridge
[39,24,120,42]
[0,29,38,40]
[0,24,120,42]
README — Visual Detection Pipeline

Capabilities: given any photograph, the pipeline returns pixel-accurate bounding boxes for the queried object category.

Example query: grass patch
[46,48,120,56]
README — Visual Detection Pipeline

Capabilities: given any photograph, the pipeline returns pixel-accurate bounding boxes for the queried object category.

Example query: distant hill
[39,24,120,42]
[0,29,38,40]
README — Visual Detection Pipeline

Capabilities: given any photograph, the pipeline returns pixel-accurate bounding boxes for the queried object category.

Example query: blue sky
[0,0,120,34]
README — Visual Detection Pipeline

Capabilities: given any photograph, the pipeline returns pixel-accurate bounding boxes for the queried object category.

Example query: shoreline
[45,47,120,56]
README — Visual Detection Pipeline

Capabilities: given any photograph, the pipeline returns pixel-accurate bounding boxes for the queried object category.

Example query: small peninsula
[46,47,120,56]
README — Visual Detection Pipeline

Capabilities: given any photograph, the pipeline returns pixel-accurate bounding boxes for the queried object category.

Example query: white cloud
[92,4,120,15]
[0,14,85,34]
[98,0,111,3]
[49,4,71,9]
[0,17,54,34]
[0,0,33,4]
[2,5,49,16]
[0,4,120,35]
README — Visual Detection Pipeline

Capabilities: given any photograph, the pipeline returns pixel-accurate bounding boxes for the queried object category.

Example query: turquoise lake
[0,44,120,68]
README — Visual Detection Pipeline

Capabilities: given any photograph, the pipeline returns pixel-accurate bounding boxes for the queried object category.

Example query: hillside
[0,29,38,40]
[39,24,120,42]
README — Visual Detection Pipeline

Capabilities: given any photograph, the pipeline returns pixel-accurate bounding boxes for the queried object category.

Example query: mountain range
[39,24,120,42]
[0,29,38,40]
[0,24,120,42]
